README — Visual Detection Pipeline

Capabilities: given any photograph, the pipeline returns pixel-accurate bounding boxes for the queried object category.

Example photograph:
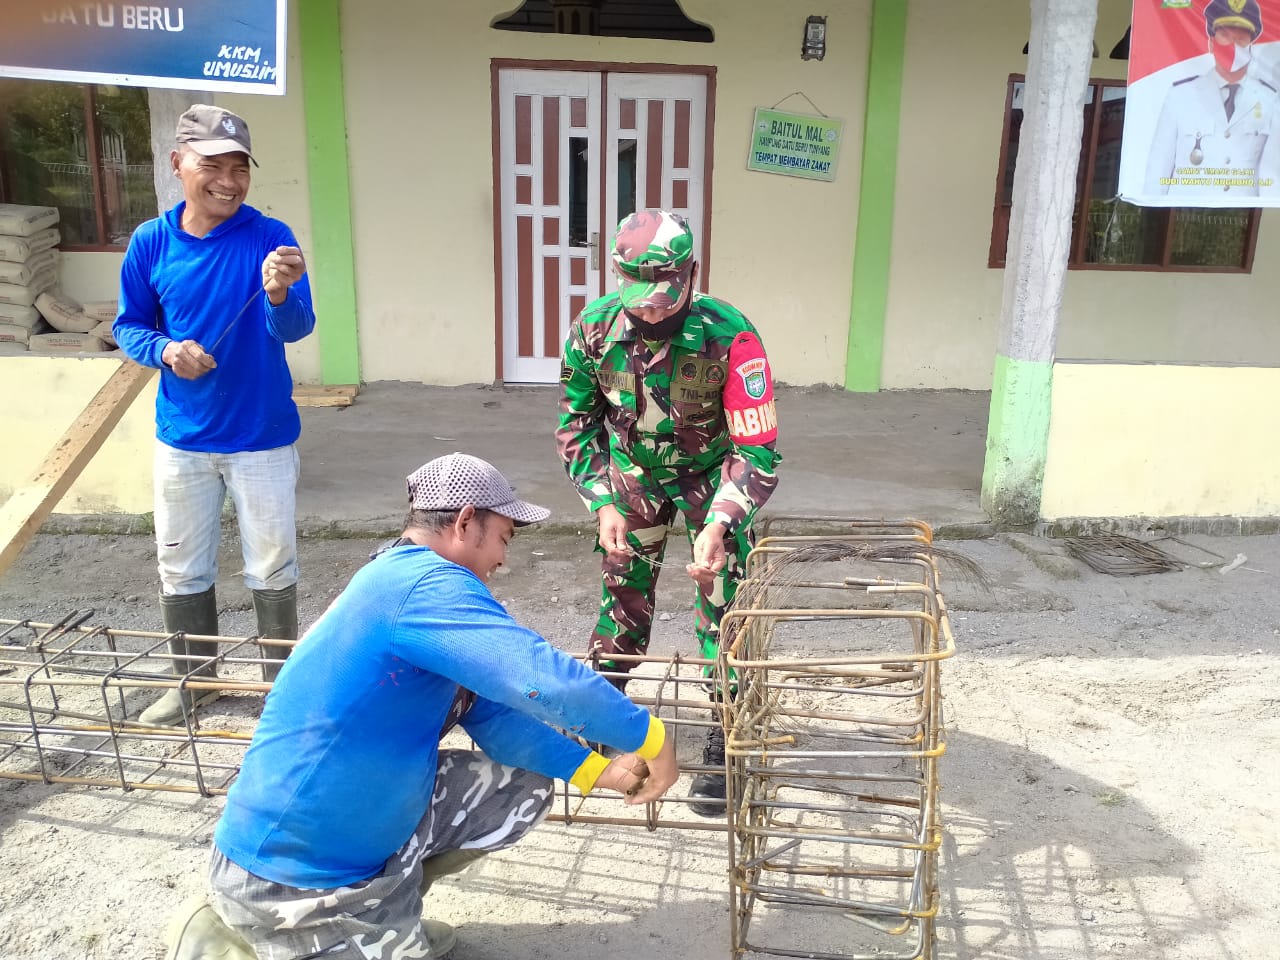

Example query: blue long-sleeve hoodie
[215,545,663,888]
[113,202,316,453]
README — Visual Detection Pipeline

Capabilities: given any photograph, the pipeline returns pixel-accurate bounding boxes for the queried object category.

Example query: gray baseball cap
[407,453,550,526]
[175,104,258,166]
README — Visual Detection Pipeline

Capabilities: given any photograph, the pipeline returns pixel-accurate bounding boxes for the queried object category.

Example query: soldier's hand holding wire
[687,520,728,589]
[262,245,307,305]
[161,339,216,380]
[596,503,631,565]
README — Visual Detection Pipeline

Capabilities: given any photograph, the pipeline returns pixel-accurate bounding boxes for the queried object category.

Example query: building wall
[883,0,1280,389]
[58,251,124,304]
[339,0,868,385]
[0,357,157,514]
[1041,360,1280,519]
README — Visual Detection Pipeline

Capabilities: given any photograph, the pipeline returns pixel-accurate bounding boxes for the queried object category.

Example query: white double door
[496,67,708,383]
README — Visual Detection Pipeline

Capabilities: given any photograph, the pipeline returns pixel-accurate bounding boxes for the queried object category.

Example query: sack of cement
[36,290,96,334]
[0,204,60,237]
[0,277,52,307]
[0,204,60,238]
[0,227,60,264]
[82,299,119,322]
[0,248,59,287]
[0,339,29,355]
[0,300,41,329]
[0,321,32,345]
[90,319,117,348]
[28,331,108,354]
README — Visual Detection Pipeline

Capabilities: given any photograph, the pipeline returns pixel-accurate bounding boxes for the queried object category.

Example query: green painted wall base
[844,0,907,393]
[981,354,1053,525]
[299,0,361,385]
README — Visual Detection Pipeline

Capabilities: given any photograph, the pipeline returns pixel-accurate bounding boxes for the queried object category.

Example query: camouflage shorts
[208,750,554,958]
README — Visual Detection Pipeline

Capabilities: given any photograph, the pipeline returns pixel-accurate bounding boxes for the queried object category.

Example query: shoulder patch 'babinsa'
[723,331,777,444]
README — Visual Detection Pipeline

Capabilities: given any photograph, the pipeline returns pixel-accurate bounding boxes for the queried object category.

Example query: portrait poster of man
[1119,0,1280,207]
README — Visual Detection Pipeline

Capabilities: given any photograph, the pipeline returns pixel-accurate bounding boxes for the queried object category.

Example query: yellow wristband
[634,715,666,762]
[569,750,611,795]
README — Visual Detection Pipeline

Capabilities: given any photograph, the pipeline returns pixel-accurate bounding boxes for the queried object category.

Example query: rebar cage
[0,517,955,960]
[719,517,953,960]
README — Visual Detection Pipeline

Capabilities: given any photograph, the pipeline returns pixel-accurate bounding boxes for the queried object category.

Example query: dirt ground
[1,526,1278,960]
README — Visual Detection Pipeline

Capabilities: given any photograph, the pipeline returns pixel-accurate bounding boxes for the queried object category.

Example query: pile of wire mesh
[0,614,721,822]
[0,613,276,796]
[718,517,960,960]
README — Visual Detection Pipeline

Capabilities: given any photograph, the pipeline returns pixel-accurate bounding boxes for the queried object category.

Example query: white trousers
[153,441,300,596]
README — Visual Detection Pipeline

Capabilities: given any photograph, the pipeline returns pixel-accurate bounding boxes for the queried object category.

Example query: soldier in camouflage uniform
[556,209,781,816]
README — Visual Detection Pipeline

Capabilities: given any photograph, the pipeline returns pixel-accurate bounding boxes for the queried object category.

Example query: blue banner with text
[0,2,287,96]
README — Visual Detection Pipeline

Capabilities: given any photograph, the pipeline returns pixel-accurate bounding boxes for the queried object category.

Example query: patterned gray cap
[406,453,550,526]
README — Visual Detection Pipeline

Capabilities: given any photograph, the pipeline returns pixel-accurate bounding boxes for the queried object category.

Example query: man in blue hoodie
[113,104,316,726]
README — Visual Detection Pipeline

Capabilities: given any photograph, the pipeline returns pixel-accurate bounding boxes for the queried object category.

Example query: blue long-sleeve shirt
[215,545,657,888]
[113,202,316,453]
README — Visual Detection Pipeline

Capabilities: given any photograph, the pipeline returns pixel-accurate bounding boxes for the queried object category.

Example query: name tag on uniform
[672,358,726,403]
[596,367,634,394]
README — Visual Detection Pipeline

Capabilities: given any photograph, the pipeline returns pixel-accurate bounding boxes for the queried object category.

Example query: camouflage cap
[612,209,695,311]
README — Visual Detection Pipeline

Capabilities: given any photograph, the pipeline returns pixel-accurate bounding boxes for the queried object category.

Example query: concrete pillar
[980,0,1098,525]
[147,89,203,213]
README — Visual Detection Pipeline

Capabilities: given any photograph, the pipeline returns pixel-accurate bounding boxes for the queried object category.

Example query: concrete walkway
[294,382,992,537]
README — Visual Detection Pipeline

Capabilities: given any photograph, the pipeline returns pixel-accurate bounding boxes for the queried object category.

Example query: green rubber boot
[252,584,298,682]
[417,848,488,956]
[139,587,221,727]
[163,896,255,960]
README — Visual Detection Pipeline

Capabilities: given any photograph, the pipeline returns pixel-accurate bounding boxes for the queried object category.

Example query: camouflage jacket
[556,292,781,533]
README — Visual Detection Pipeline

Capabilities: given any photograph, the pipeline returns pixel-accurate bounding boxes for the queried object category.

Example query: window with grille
[989,75,1259,272]
[0,80,154,250]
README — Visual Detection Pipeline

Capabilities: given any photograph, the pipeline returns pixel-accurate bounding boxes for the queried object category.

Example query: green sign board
[747,108,843,182]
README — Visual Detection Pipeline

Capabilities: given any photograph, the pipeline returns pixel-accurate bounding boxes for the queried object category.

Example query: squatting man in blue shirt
[160,453,680,959]
[113,103,315,727]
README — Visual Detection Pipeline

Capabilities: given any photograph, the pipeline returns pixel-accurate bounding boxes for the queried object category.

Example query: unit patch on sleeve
[723,331,777,444]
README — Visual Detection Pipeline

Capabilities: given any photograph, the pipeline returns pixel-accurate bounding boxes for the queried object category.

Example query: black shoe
[688,724,727,817]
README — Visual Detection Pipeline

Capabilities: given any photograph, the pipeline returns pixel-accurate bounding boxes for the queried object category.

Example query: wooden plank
[0,360,156,578]
[294,394,353,408]
[292,383,359,398]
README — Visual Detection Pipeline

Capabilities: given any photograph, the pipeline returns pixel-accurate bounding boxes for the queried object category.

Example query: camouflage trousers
[591,460,754,678]
[208,750,553,958]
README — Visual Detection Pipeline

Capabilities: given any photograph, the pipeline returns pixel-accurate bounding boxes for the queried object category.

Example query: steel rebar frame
[1,516,956,960]
[0,621,739,821]
[717,519,953,960]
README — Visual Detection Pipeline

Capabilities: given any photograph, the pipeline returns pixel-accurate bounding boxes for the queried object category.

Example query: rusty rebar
[719,520,956,960]
[1,516,959,960]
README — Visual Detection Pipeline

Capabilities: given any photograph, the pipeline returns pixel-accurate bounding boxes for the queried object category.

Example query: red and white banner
[1119,0,1280,206]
